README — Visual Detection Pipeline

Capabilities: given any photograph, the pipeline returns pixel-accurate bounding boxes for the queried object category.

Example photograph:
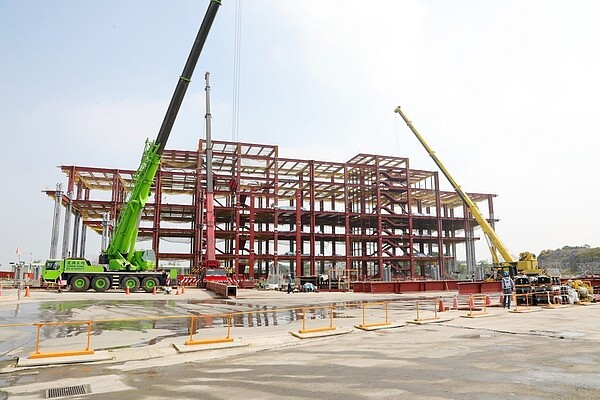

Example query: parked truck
[41,0,221,292]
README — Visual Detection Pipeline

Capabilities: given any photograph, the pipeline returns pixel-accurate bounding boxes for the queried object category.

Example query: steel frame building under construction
[46,139,498,282]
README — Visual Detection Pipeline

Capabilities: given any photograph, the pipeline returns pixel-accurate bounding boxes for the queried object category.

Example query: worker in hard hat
[501,271,515,309]
[287,274,294,294]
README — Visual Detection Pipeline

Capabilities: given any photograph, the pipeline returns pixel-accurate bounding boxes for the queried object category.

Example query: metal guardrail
[30,321,94,359]
[464,294,489,317]
[357,301,391,329]
[186,314,234,345]
[3,295,564,360]
[299,305,336,334]
[413,299,440,322]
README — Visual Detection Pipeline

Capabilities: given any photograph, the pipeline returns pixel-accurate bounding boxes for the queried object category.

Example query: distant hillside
[538,245,600,275]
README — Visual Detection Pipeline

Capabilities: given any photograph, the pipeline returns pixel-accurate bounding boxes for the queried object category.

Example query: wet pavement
[1,288,599,399]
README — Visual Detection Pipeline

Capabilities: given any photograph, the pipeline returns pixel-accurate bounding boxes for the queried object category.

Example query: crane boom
[394,106,540,277]
[101,0,221,272]
[394,106,514,264]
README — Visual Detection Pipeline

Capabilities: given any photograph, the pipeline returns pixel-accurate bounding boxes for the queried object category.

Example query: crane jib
[155,0,221,153]
[102,0,221,272]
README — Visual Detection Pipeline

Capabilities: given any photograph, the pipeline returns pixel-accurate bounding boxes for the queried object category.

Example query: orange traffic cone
[152,286,157,295]
[499,294,504,305]
[438,298,446,312]
[485,294,492,306]
[175,287,180,295]
[469,295,474,309]
[452,296,459,309]
[25,286,31,297]
[125,286,130,295]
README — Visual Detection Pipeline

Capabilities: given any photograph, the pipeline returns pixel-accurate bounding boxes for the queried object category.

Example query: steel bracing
[45,140,497,281]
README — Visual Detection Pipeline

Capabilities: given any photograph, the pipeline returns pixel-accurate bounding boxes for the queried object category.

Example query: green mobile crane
[42,0,221,292]
[394,106,541,278]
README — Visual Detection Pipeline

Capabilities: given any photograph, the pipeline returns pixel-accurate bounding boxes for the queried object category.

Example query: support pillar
[61,191,73,258]
[49,183,62,259]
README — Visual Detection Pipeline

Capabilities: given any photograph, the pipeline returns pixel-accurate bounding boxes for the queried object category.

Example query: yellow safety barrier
[462,294,489,318]
[298,305,336,334]
[357,301,390,329]
[3,299,420,360]
[542,291,567,309]
[29,321,94,359]
[512,292,533,312]
[414,299,439,322]
[185,314,234,346]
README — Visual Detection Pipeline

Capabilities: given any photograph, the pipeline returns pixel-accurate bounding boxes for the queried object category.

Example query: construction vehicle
[394,106,542,278]
[42,0,221,292]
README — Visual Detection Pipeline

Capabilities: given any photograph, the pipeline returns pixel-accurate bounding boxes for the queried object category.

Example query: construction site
[2,1,600,399]
[44,138,498,285]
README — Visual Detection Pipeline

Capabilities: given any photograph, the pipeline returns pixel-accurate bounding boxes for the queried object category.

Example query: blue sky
[1,0,599,269]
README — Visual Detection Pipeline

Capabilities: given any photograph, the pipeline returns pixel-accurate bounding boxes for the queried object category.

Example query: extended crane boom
[101,0,221,272]
[394,106,540,277]
[42,1,221,293]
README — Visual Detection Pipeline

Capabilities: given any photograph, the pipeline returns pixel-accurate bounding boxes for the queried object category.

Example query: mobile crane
[42,0,221,292]
[394,106,541,278]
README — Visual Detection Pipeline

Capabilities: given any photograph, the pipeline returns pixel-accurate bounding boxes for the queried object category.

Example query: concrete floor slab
[460,313,499,319]
[354,322,406,331]
[509,308,543,313]
[406,317,453,325]
[289,327,353,339]
[16,350,113,367]
[172,340,249,353]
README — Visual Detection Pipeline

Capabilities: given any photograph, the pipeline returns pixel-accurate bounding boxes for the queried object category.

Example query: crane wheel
[121,276,140,293]
[141,277,159,293]
[91,276,110,292]
[71,276,90,292]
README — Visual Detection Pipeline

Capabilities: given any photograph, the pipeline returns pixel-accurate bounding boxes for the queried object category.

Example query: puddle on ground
[0,296,425,364]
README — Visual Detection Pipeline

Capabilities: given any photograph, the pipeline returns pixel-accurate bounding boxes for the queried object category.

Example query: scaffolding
[44,139,497,281]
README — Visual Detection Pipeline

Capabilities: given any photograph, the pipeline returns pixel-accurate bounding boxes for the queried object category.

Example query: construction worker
[501,271,515,309]
[287,274,293,294]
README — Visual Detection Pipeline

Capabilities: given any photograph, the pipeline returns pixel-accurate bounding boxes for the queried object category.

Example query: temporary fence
[512,292,533,312]
[461,294,489,318]
[186,314,234,346]
[2,295,558,361]
[298,305,336,334]
[413,299,440,323]
[30,321,94,359]
[356,301,391,329]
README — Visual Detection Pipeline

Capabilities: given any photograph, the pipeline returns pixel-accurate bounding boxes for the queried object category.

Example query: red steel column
[152,169,162,264]
[434,172,444,279]
[273,147,279,276]
[375,157,383,279]
[249,188,255,278]
[405,162,414,279]
[309,161,316,276]
[193,144,204,274]
[344,166,351,279]
[295,189,302,277]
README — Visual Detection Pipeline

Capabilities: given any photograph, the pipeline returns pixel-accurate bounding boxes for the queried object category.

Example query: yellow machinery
[568,280,595,302]
[394,106,542,278]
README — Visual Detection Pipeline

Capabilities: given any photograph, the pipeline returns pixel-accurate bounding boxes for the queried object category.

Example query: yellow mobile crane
[394,106,541,278]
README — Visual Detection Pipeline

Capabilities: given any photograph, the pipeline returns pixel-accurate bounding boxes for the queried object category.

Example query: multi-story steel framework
[46,140,497,281]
